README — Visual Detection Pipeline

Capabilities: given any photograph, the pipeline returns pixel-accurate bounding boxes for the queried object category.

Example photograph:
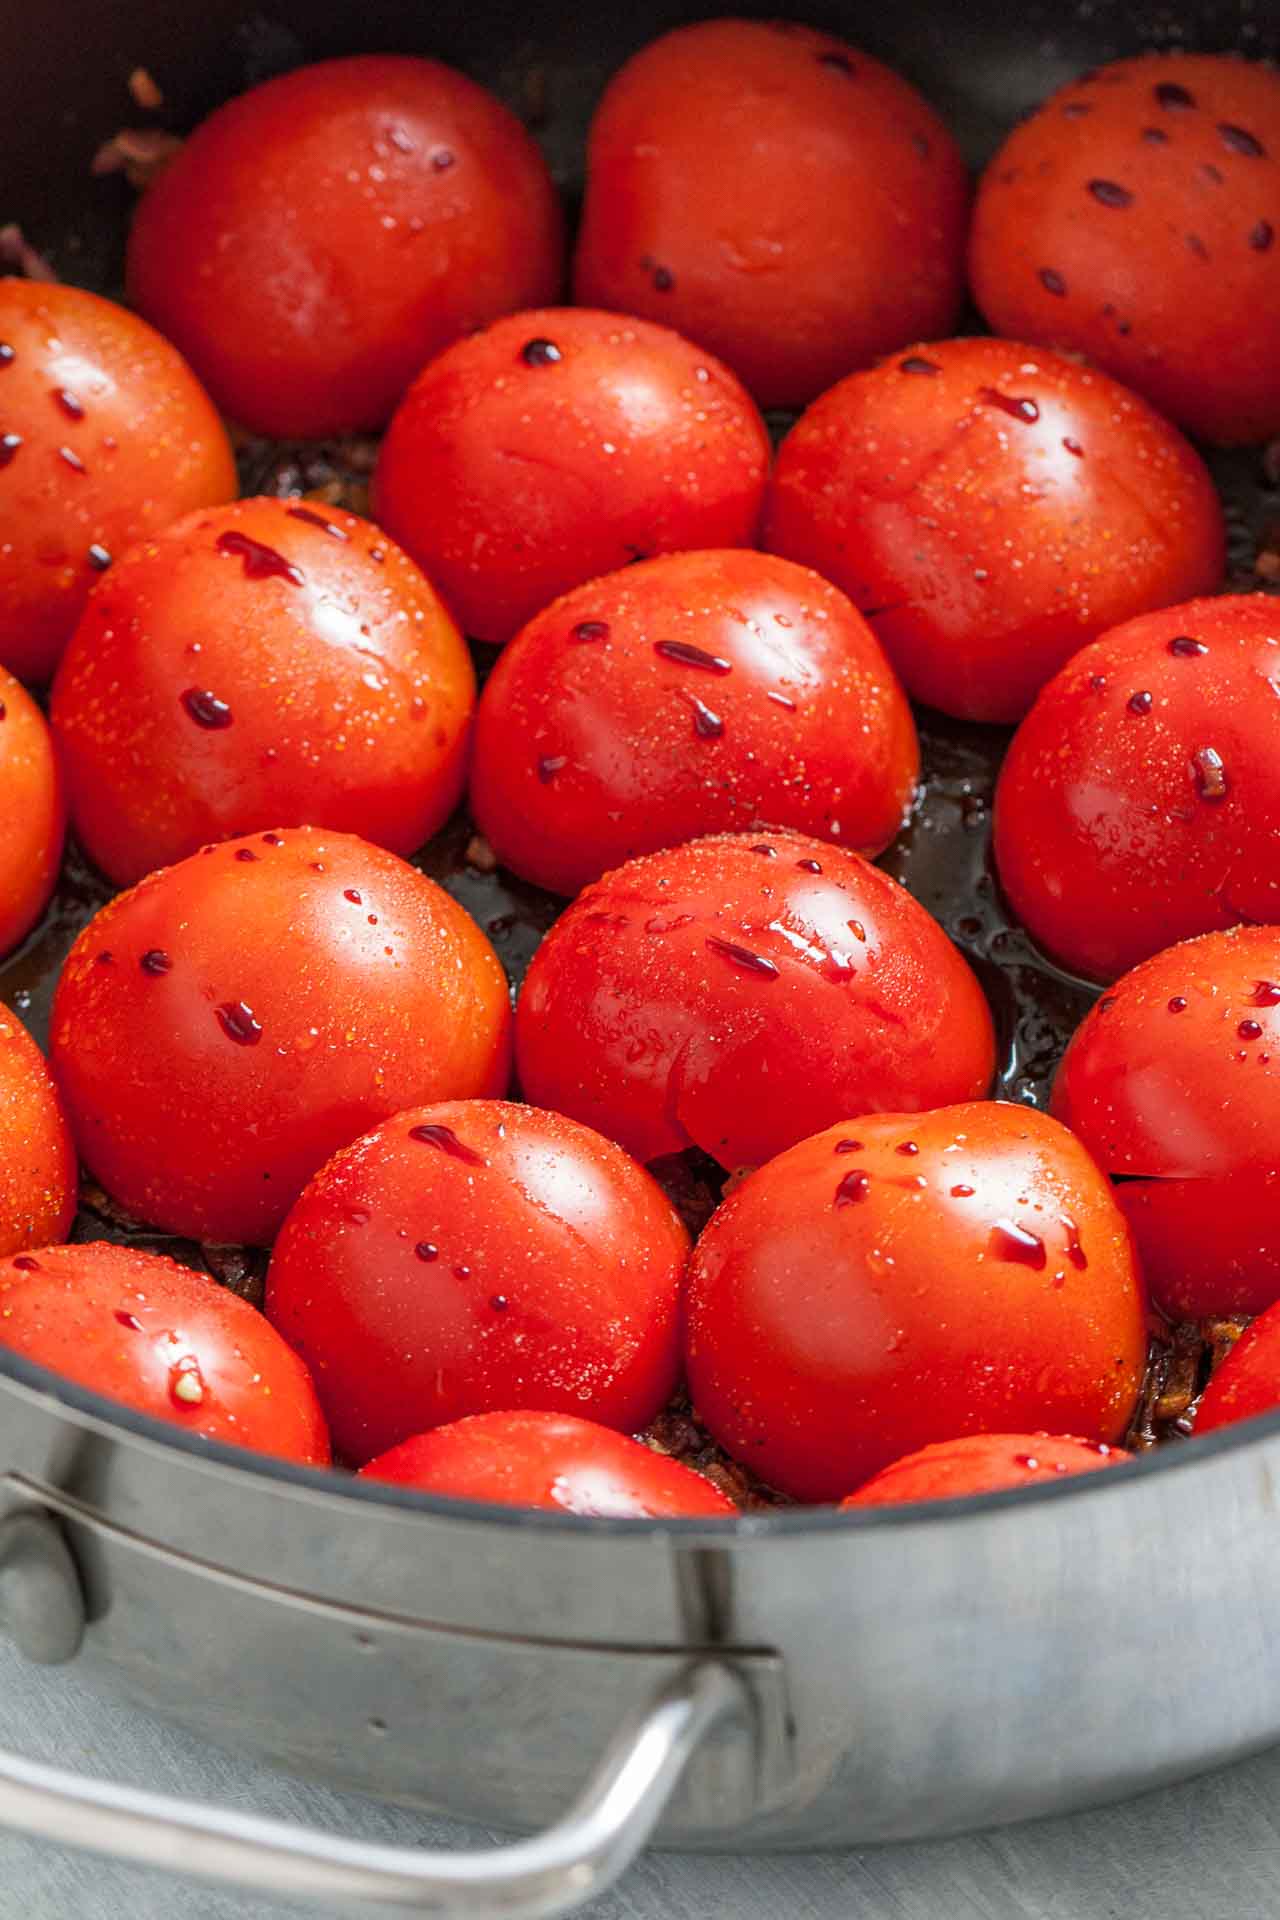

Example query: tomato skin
[360,1411,735,1516]
[49,829,511,1245]
[0,1241,329,1464]
[373,308,769,646]
[0,669,65,955]
[685,1103,1146,1502]
[515,831,994,1172]
[0,1013,75,1259]
[1195,1308,1280,1436]
[51,497,475,888]
[470,550,918,896]
[1053,927,1280,1317]
[572,19,968,410]
[762,337,1224,723]
[126,55,564,437]
[995,597,1280,984]
[267,1100,687,1464]
[0,278,236,685]
[970,54,1280,447]
[841,1433,1129,1508]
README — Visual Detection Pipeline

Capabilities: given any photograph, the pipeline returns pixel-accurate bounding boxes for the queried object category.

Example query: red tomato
[360,1410,735,1516]
[685,1103,1147,1501]
[572,19,969,410]
[267,1100,687,1464]
[0,278,236,684]
[127,55,564,437]
[762,337,1224,723]
[1195,1309,1280,1436]
[1053,928,1280,1316]
[0,668,64,955]
[515,831,994,1172]
[970,54,1280,446]
[0,1012,75,1259]
[51,497,475,888]
[995,596,1280,984]
[49,829,511,1245]
[842,1432,1129,1507]
[470,550,918,895]
[0,1241,329,1464]
[373,308,769,645]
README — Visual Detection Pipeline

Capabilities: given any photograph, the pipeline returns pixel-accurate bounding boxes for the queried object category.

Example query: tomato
[267,1099,687,1464]
[841,1432,1129,1507]
[970,54,1280,446]
[0,278,235,685]
[515,831,994,1172]
[0,1012,75,1259]
[469,550,918,896]
[995,596,1280,984]
[51,497,474,888]
[0,668,64,955]
[360,1410,735,1516]
[127,55,564,437]
[0,1241,329,1464]
[1053,927,1280,1317]
[762,337,1224,723]
[49,829,511,1245]
[572,19,968,410]
[373,308,769,645]
[684,1103,1146,1501]
[1195,1308,1280,1436]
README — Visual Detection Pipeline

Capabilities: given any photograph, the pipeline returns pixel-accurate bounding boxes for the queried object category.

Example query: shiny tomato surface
[267,1100,687,1464]
[995,596,1280,983]
[0,1240,329,1464]
[470,549,918,895]
[360,1410,735,1515]
[0,668,64,956]
[573,18,969,409]
[51,497,475,887]
[685,1103,1146,1500]
[127,55,564,436]
[1053,927,1280,1317]
[49,829,511,1245]
[516,831,994,1172]
[1195,1307,1280,1436]
[373,308,769,645]
[0,1012,75,1260]
[0,278,236,684]
[842,1432,1129,1507]
[970,53,1280,445]
[763,337,1224,722]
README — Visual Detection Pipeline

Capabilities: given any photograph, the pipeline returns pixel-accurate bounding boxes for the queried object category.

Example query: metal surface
[0,1662,750,1916]
[1,0,1280,1908]
[0,1509,84,1667]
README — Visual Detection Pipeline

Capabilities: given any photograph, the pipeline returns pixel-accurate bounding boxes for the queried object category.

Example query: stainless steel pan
[1,0,1278,1913]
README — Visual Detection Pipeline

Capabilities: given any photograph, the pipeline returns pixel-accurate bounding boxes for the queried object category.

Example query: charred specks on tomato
[181,688,234,730]
[215,529,304,586]
[408,1122,487,1166]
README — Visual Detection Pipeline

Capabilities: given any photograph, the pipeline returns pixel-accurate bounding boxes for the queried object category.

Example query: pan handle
[0,1658,753,1917]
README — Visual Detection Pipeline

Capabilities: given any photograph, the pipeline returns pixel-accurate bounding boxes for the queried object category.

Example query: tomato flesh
[50,829,512,1245]
[970,53,1280,446]
[127,54,564,437]
[684,1103,1147,1501]
[52,497,474,888]
[374,307,770,645]
[0,1012,75,1259]
[360,1409,735,1516]
[0,1241,329,1465]
[842,1432,1128,1508]
[470,549,918,896]
[267,1100,687,1464]
[516,830,995,1172]
[0,278,236,685]
[763,337,1224,723]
